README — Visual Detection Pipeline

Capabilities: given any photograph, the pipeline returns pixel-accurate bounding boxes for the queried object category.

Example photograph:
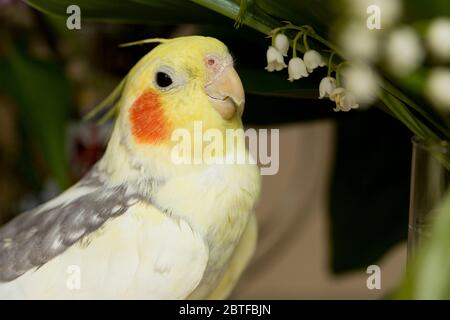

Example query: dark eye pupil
[156,72,173,88]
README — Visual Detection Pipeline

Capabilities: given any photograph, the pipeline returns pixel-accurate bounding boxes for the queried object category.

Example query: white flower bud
[342,64,379,106]
[386,27,425,76]
[287,57,309,82]
[338,22,380,62]
[274,33,290,56]
[427,18,450,61]
[319,77,336,99]
[330,88,359,112]
[303,50,326,73]
[265,46,287,72]
[425,68,450,111]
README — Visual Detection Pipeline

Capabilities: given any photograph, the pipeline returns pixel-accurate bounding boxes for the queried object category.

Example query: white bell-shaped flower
[288,57,309,82]
[427,18,450,61]
[274,33,290,56]
[339,22,380,62]
[386,27,424,76]
[319,77,337,99]
[330,87,345,102]
[342,64,379,105]
[338,91,360,112]
[330,88,359,112]
[303,50,326,73]
[265,46,287,72]
[426,68,450,111]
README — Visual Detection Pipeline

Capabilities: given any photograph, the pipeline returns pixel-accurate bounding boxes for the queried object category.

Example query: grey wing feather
[0,165,142,282]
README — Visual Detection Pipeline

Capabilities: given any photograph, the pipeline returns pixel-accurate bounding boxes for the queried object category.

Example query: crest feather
[84,38,170,123]
[119,38,170,48]
[84,77,126,123]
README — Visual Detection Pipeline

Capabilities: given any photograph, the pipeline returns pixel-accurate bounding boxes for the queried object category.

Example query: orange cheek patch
[129,90,169,144]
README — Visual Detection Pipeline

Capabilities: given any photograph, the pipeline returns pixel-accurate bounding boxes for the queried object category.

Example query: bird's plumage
[0,166,145,282]
[0,36,261,299]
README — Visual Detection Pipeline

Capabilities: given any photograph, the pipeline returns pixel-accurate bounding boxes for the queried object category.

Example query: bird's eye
[155,71,173,88]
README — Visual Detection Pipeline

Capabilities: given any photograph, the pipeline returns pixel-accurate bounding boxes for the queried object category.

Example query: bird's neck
[96,121,250,198]
[96,127,171,198]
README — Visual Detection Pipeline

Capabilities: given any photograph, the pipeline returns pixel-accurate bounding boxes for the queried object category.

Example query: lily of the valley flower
[427,18,450,61]
[265,46,287,72]
[304,50,326,73]
[386,27,424,76]
[288,57,309,82]
[425,68,450,111]
[339,22,379,62]
[342,64,379,105]
[330,88,359,112]
[319,77,337,99]
[275,33,290,57]
[330,87,345,102]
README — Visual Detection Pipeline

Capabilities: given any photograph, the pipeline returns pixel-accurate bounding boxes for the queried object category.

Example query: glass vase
[408,137,450,260]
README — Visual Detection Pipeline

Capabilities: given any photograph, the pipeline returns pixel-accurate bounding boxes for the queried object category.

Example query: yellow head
[115,36,245,149]
[99,36,249,182]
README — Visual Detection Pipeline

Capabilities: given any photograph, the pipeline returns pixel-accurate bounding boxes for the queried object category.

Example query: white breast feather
[0,204,208,299]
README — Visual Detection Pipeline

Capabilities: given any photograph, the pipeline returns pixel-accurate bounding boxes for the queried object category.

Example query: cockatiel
[0,36,261,299]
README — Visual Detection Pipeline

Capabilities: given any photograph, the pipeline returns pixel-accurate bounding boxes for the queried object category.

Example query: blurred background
[0,0,427,298]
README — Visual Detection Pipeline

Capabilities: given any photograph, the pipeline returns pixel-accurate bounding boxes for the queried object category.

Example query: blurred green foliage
[0,43,71,188]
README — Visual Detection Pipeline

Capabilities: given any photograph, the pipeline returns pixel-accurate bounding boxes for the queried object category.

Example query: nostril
[207,58,215,66]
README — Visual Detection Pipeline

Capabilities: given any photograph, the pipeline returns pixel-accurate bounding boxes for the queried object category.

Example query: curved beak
[205,65,245,120]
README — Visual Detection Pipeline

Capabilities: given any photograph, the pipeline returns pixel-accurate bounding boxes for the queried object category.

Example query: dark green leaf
[255,0,336,33]
[0,47,71,188]
[26,0,227,24]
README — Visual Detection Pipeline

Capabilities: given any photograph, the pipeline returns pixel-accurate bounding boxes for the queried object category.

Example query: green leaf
[0,46,71,188]
[26,0,227,24]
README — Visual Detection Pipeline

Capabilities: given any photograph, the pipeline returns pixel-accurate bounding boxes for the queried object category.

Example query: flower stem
[273,23,345,58]
[292,31,303,58]
[327,52,335,77]
[335,63,345,87]
[303,31,310,51]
